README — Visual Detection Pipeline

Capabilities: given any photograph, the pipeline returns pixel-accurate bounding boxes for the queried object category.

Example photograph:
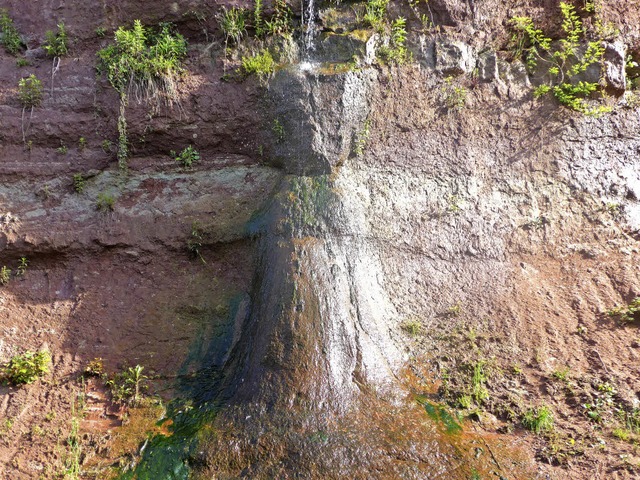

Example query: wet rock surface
[1,0,640,479]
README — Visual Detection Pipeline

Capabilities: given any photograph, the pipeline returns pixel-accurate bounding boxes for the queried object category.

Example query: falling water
[302,0,319,54]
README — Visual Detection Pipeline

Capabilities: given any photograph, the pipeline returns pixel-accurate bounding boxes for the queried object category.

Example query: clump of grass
[612,427,631,442]
[241,49,275,83]
[2,350,51,385]
[57,142,68,154]
[220,7,247,47]
[97,20,187,103]
[401,319,422,337]
[363,0,389,31]
[96,192,115,212]
[0,9,24,55]
[354,119,371,157]
[447,302,461,316]
[264,0,293,37]
[97,21,187,171]
[523,405,554,434]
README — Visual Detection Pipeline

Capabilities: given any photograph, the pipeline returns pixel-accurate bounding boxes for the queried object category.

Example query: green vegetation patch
[97,20,187,99]
[511,2,611,116]
[2,350,51,385]
[0,9,24,54]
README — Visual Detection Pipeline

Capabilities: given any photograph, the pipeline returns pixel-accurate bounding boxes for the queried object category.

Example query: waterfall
[302,0,319,54]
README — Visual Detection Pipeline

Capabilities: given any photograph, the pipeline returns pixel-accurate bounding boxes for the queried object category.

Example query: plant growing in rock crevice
[378,17,409,64]
[523,405,554,434]
[17,74,43,143]
[97,21,187,171]
[241,49,275,83]
[0,9,24,55]
[43,23,69,97]
[607,297,640,322]
[220,6,247,51]
[511,2,611,116]
[0,266,11,285]
[171,145,200,168]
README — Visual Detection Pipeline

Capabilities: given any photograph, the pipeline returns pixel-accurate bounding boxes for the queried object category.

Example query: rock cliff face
[1,0,640,479]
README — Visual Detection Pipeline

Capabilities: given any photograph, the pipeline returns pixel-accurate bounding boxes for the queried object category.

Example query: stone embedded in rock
[436,40,475,75]
[603,41,627,93]
[477,51,498,82]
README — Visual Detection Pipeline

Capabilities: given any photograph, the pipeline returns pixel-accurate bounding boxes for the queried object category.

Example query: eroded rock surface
[1,0,640,479]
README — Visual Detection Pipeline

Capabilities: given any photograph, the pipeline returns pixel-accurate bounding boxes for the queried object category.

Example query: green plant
[0,9,24,55]
[612,427,631,442]
[364,0,389,31]
[264,0,292,37]
[552,366,571,382]
[18,74,43,108]
[72,174,86,193]
[172,145,200,167]
[0,266,11,285]
[96,192,115,212]
[83,358,104,377]
[511,3,611,116]
[95,26,106,37]
[607,298,640,322]
[15,257,28,276]
[241,49,275,83]
[187,221,206,263]
[470,360,489,404]
[78,137,87,150]
[18,74,43,143]
[401,319,422,336]
[105,364,147,405]
[272,118,285,142]
[15,57,29,67]
[2,350,51,385]
[523,405,554,434]
[101,139,112,153]
[378,17,408,64]
[617,408,640,434]
[253,0,265,37]
[98,21,187,170]
[354,119,371,157]
[442,77,468,111]
[44,23,69,57]
[447,302,461,316]
[457,394,473,409]
[220,7,247,47]
[57,142,68,154]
